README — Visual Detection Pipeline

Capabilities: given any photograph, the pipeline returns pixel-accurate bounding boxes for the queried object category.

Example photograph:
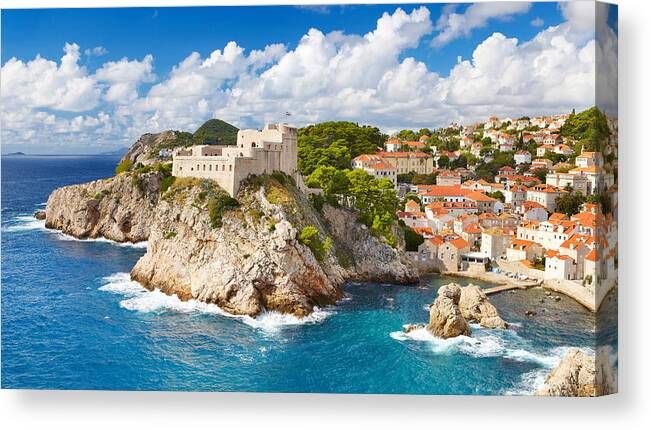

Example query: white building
[364,161,397,185]
[526,184,564,212]
[546,172,589,195]
[172,123,299,197]
[514,150,532,165]
[481,229,513,260]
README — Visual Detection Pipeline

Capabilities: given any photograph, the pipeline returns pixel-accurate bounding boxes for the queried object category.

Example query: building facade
[172,123,299,197]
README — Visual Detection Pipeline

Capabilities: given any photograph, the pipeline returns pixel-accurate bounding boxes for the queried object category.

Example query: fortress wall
[172,156,237,196]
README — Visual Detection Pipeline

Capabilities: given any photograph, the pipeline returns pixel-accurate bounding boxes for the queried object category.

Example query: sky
[1,2,617,154]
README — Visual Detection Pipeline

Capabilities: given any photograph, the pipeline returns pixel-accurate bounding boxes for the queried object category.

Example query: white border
[2,0,650,429]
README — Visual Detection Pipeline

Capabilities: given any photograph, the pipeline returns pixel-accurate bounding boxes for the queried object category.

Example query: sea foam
[390,323,589,369]
[56,233,148,249]
[3,215,46,232]
[99,273,333,332]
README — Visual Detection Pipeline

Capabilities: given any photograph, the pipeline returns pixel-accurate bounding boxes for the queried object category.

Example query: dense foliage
[402,223,425,252]
[193,119,239,146]
[555,192,586,216]
[560,107,610,153]
[306,166,400,244]
[207,192,240,229]
[297,226,333,262]
[397,172,437,185]
[115,159,133,174]
[297,122,386,175]
[473,150,515,182]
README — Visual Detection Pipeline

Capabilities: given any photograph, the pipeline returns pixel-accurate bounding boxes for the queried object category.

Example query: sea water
[1,156,617,394]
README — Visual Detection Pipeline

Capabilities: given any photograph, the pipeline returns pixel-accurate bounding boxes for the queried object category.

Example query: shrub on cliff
[298,226,332,262]
[115,159,133,174]
[160,176,175,194]
[208,193,240,228]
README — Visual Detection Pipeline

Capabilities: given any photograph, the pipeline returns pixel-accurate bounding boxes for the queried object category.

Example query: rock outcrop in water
[536,348,616,396]
[459,284,508,329]
[45,171,163,243]
[45,170,418,317]
[426,283,471,338]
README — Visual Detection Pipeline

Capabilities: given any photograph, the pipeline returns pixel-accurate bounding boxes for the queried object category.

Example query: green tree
[555,192,586,216]
[298,121,386,175]
[298,226,331,262]
[306,165,351,197]
[532,167,549,182]
[487,190,505,202]
[402,223,425,252]
[396,129,418,141]
[560,106,610,153]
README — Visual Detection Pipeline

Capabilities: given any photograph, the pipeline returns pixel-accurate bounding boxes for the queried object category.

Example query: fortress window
[251,142,256,148]
[209,165,212,171]
[229,165,232,171]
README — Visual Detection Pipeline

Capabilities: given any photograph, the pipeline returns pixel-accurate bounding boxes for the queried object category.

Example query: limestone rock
[322,205,418,284]
[426,283,471,338]
[34,210,46,220]
[459,284,508,329]
[403,323,425,333]
[45,171,162,243]
[536,348,616,396]
[128,176,418,317]
[121,130,184,166]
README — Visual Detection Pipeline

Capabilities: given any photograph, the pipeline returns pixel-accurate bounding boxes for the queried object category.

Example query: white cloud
[1,43,101,112]
[1,5,607,152]
[559,1,596,36]
[432,2,531,47]
[95,55,155,103]
[84,46,108,56]
[531,17,544,27]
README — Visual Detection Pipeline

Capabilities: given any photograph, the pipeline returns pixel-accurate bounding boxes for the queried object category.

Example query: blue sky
[2,4,564,78]
[1,2,614,154]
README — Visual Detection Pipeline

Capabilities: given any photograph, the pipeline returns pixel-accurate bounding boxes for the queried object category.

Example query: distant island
[2,147,130,157]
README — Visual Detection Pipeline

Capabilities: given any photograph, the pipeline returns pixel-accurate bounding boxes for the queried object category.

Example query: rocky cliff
[536,348,616,396]
[45,170,418,317]
[45,170,163,243]
[121,130,190,165]
[130,175,417,316]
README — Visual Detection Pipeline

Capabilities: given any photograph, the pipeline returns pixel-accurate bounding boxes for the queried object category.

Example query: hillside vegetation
[298,121,386,175]
[561,107,610,153]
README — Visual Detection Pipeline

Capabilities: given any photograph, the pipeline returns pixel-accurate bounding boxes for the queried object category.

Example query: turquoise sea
[1,155,617,394]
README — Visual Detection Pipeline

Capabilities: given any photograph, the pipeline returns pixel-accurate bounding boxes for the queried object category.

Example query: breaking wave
[99,272,333,332]
[390,324,590,370]
[2,215,46,232]
[56,233,148,249]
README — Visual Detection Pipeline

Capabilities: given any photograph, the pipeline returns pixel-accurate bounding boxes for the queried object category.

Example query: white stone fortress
[172,123,301,197]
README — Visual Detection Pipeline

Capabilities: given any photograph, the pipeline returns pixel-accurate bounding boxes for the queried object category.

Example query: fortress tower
[172,124,300,197]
